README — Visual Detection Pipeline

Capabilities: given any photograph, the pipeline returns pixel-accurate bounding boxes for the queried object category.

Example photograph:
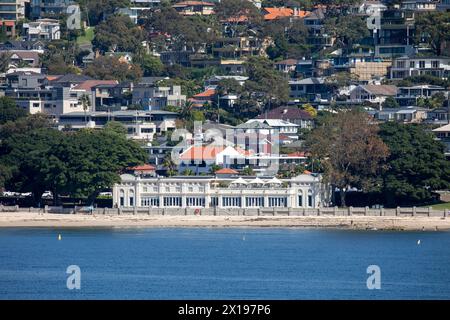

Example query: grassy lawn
[421,202,450,210]
[76,27,94,45]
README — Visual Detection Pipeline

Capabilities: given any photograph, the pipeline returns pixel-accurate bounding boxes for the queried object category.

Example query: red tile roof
[1,21,15,27]
[180,146,225,161]
[193,88,216,99]
[263,8,310,20]
[215,168,239,174]
[129,164,156,171]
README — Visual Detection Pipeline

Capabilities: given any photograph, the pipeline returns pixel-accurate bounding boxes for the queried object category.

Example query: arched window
[129,189,135,207]
[308,190,313,207]
[119,189,125,207]
[298,190,303,207]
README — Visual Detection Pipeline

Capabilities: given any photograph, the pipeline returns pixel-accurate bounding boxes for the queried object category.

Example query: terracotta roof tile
[215,168,239,174]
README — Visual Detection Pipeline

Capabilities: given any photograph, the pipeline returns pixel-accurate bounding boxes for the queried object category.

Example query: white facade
[246,119,299,137]
[113,174,325,209]
[390,57,450,80]
[23,19,61,41]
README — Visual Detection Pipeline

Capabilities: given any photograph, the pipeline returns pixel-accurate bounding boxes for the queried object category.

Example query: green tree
[134,54,164,77]
[183,169,194,176]
[324,15,370,52]
[78,94,91,122]
[163,153,177,176]
[305,109,389,207]
[0,97,27,125]
[209,164,222,174]
[142,7,220,52]
[215,0,262,37]
[84,56,143,82]
[379,122,450,207]
[93,15,146,53]
[243,56,290,111]
[0,120,146,205]
[382,96,400,109]
[216,78,243,96]
[65,126,146,204]
[242,166,254,176]
[1,128,68,205]
[415,11,450,56]
[40,41,83,73]
[79,0,131,26]
[0,52,11,73]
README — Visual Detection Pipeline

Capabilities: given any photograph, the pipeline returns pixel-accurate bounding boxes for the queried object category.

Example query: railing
[1,205,448,218]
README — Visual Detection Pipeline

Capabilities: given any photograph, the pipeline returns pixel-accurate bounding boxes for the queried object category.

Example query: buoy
[417,240,421,245]
[58,234,62,241]
[243,235,246,241]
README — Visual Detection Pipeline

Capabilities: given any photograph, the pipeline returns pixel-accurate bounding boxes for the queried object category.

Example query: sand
[0,212,449,231]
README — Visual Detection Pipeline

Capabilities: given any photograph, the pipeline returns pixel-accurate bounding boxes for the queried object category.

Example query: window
[143,187,148,192]
[163,197,182,207]
[409,61,415,68]
[268,197,287,207]
[222,197,242,207]
[186,197,205,207]
[298,191,303,207]
[129,190,134,207]
[245,197,264,207]
[141,197,159,207]
[308,191,313,207]
[120,189,125,207]
[419,61,425,68]
[431,61,440,68]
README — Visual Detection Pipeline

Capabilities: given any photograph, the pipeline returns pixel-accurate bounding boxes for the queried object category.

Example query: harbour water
[0,228,449,299]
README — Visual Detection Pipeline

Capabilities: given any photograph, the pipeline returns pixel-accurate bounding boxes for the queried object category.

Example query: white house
[349,85,398,107]
[23,19,61,41]
[246,119,299,138]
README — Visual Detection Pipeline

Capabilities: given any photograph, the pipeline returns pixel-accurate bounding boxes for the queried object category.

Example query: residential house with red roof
[262,7,310,20]
[190,88,217,108]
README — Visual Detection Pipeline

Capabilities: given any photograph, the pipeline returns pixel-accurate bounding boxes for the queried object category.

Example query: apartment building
[389,56,450,80]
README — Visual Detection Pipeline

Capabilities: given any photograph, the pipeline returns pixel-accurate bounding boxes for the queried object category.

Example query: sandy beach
[0,212,449,230]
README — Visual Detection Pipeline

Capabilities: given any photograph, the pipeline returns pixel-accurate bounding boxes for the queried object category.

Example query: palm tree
[78,94,91,124]
[163,154,176,176]
[183,169,194,176]
[242,166,254,176]
[209,165,222,175]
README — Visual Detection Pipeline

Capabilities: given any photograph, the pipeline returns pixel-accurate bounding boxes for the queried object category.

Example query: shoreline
[0,212,450,231]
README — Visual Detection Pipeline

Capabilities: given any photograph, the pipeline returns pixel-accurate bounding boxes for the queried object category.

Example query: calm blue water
[0,227,449,300]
